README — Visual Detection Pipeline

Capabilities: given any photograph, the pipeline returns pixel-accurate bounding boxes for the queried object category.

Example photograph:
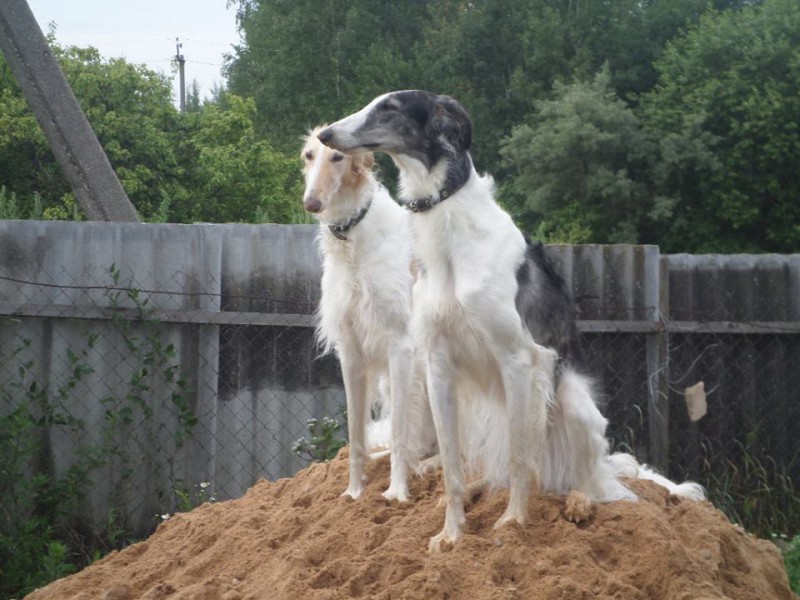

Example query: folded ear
[429,95,472,153]
[351,152,375,174]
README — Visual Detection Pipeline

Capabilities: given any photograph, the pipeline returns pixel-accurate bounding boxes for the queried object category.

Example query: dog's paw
[382,484,410,503]
[564,490,593,523]
[341,485,364,500]
[493,506,526,530]
[428,528,461,553]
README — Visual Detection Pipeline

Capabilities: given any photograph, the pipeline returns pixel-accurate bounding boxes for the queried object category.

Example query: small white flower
[199,482,210,490]
[160,513,171,521]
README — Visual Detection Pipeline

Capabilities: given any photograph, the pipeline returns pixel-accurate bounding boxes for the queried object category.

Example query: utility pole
[176,38,186,112]
[0,0,139,221]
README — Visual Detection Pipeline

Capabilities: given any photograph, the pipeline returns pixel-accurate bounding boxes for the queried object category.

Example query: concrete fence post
[0,0,139,222]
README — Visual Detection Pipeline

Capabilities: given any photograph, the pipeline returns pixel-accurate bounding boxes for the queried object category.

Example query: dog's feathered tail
[460,368,704,501]
[606,452,706,501]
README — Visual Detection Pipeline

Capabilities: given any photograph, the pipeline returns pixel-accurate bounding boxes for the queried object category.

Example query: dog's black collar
[406,186,456,213]
[328,197,373,241]
[405,155,472,213]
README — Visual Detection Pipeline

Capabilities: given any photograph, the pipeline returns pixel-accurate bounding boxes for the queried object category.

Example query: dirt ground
[26,448,795,600]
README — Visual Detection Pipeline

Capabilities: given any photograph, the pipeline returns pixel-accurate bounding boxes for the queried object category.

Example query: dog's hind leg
[495,344,556,530]
[383,338,414,502]
[547,370,637,503]
[340,348,370,499]
[426,342,466,552]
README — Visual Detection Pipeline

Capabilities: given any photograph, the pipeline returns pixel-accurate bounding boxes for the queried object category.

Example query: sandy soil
[25,448,795,600]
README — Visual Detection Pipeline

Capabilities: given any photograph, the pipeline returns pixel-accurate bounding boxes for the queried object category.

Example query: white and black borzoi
[301,128,434,502]
[319,91,703,551]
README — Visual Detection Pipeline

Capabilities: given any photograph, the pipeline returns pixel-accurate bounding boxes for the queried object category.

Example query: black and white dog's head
[319,90,471,168]
[319,91,474,207]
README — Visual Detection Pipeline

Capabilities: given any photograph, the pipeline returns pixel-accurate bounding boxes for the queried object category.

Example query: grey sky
[27,0,240,102]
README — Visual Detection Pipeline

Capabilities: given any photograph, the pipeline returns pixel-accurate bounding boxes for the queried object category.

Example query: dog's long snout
[317,128,334,146]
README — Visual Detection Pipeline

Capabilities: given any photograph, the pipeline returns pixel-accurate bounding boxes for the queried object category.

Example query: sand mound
[26,448,793,600]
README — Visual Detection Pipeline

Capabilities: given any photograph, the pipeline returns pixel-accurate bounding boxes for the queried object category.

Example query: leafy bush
[0,268,198,598]
[781,534,800,594]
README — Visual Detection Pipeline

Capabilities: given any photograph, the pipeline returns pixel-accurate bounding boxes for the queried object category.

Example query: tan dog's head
[301,126,375,215]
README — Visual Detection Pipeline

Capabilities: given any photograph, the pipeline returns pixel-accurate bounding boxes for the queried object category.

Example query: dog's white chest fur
[409,173,530,357]
[318,189,413,359]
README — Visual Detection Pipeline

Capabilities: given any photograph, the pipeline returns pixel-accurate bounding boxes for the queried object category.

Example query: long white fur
[405,168,570,550]
[320,94,704,552]
[301,129,434,502]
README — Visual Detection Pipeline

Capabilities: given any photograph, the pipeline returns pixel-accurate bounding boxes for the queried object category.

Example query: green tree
[0,37,304,224]
[640,0,800,253]
[172,94,305,223]
[60,46,184,220]
[547,0,750,103]
[0,42,182,221]
[500,67,652,243]
[0,49,67,218]
[226,0,748,177]
[227,0,431,152]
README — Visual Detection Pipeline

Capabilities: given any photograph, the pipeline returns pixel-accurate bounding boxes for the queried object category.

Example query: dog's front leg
[339,348,369,499]
[383,338,413,502]
[425,341,465,552]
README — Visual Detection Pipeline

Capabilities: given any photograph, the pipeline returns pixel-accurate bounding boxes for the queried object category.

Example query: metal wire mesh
[1,252,798,545]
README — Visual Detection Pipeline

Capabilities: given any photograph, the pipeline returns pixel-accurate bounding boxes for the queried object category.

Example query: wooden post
[645,254,670,471]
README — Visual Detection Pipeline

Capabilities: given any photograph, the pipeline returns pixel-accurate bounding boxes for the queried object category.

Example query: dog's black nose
[303,195,322,213]
[318,128,333,145]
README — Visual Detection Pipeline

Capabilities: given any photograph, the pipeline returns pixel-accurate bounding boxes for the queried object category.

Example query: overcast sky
[27,0,241,103]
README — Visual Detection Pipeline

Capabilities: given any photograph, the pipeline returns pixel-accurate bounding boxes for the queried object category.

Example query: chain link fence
[1,223,798,559]
[0,263,340,539]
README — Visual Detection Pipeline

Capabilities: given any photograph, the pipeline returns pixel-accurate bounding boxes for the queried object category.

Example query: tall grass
[0,186,44,220]
[700,438,800,538]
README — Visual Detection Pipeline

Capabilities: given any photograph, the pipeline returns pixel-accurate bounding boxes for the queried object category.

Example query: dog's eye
[379,99,397,112]
[304,151,313,161]
[331,153,344,163]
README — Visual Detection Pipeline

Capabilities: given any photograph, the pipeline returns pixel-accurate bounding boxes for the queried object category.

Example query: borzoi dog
[319,91,703,551]
[301,128,433,502]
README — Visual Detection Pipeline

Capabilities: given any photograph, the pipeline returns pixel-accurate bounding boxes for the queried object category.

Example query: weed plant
[292,408,347,463]
[0,267,196,598]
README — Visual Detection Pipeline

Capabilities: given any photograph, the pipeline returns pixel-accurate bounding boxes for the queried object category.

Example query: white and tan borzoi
[301,128,434,502]
[319,91,704,552]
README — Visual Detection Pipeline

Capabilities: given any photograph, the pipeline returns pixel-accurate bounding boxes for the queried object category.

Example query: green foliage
[1,0,798,246]
[0,268,198,598]
[500,67,652,243]
[104,264,197,446]
[224,0,799,252]
[0,39,303,225]
[173,481,216,514]
[171,94,305,223]
[0,186,43,220]
[696,418,800,541]
[413,0,545,170]
[0,337,91,597]
[780,534,800,594]
[228,0,431,153]
[56,46,183,220]
[227,0,741,175]
[0,521,76,598]
[292,412,348,463]
[640,0,800,252]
